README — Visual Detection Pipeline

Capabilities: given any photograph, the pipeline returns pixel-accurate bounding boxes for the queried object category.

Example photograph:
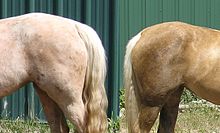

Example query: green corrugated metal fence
[0,0,120,120]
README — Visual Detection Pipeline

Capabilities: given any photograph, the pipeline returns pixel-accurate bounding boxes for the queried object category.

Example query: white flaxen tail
[75,23,108,133]
[124,32,142,133]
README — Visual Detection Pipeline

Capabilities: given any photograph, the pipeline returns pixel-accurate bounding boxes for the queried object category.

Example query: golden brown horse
[0,13,108,133]
[124,22,220,133]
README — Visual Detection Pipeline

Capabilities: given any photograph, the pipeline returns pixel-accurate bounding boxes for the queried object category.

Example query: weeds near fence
[108,116,121,133]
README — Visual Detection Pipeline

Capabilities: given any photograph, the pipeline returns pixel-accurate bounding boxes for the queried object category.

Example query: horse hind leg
[59,95,85,133]
[137,86,183,133]
[138,105,161,133]
[39,83,86,133]
[34,84,69,133]
[41,80,86,133]
[126,87,161,133]
[158,86,184,133]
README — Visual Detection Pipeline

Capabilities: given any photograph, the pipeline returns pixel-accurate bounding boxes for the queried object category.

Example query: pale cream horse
[0,13,108,133]
[124,22,220,133]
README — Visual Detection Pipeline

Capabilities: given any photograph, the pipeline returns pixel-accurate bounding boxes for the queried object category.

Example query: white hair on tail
[75,22,108,133]
[124,32,142,133]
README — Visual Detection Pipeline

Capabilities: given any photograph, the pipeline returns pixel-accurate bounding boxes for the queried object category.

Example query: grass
[0,105,219,133]
[0,119,50,133]
[120,104,220,133]
[0,118,76,133]
[0,89,219,133]
[175,107,220,133]
[0,118,119,133]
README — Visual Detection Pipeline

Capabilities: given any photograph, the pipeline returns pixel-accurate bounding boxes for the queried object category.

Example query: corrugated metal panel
[210,0,220,29]
[120,0,220,39]
[0,0,119,120]
[107,0,120,118]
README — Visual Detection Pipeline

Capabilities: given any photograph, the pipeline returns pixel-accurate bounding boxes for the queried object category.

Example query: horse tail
[124,32,142,133]
[75,23,108,133]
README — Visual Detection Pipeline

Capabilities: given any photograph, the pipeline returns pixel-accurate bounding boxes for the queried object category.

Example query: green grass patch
[0,118,120,133]
[0,119,50,133]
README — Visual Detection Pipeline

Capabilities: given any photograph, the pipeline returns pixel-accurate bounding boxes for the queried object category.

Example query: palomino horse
[124,22,220,133]
[0,13,108,133]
